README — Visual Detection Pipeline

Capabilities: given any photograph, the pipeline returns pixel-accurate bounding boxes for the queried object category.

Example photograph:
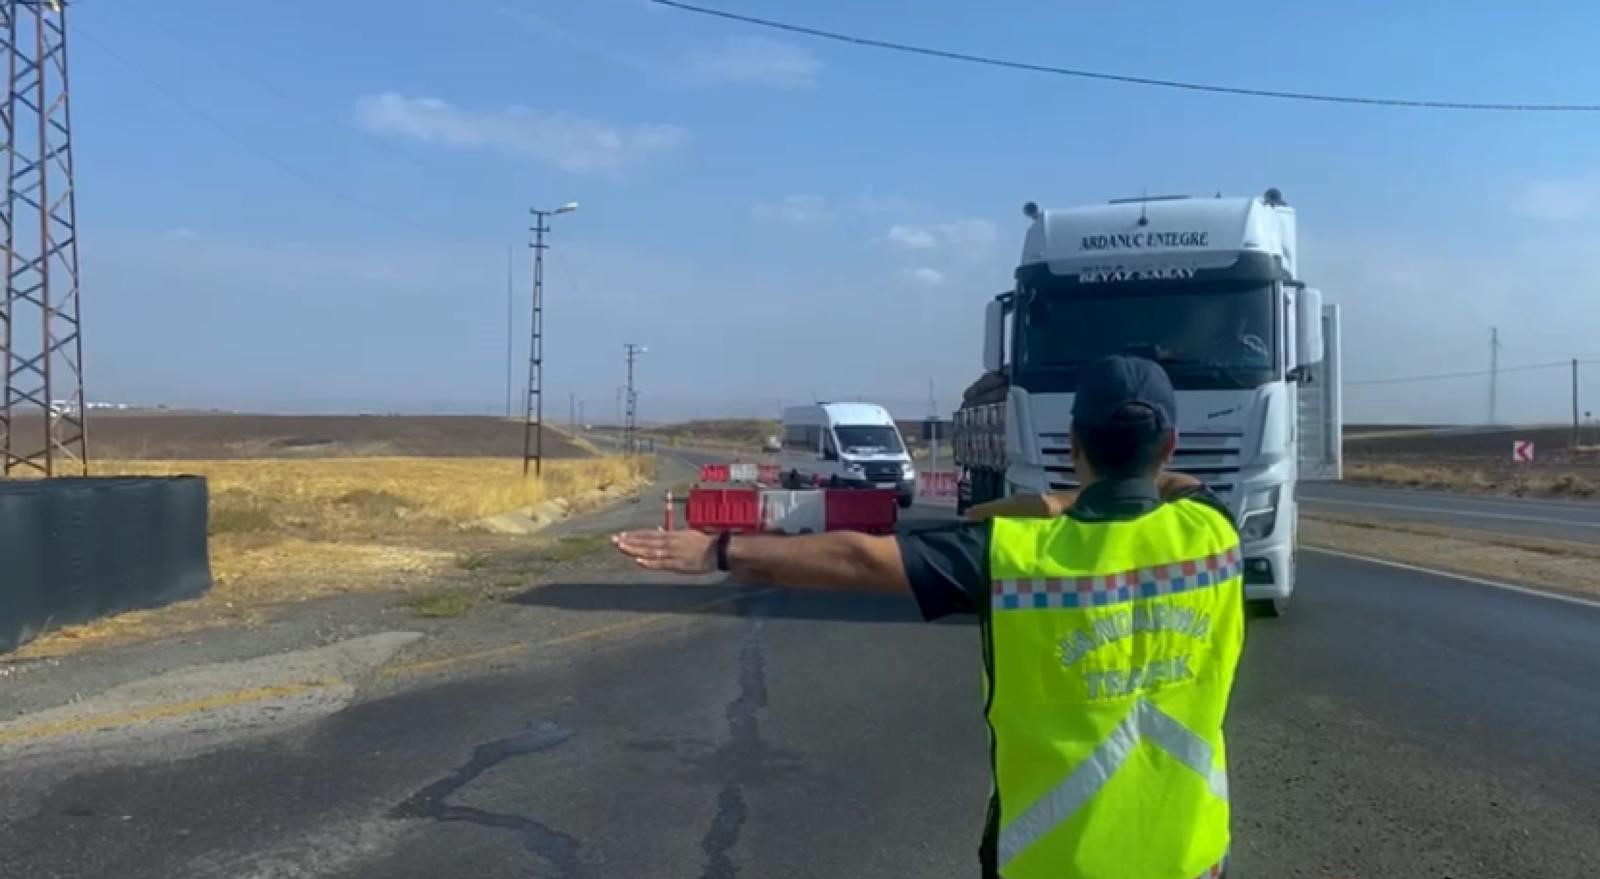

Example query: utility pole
[577,398,584,428]
[504,245,513,419]
[1487,327,1501,426]
[1,0,88,476]
[569,392,576,428]
[1573,358,1580,448]
[926,378,939,474]
[624,343,646,454]
[522,201,578,477]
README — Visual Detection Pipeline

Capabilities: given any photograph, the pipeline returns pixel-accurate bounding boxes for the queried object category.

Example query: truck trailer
[953,189,1342,616]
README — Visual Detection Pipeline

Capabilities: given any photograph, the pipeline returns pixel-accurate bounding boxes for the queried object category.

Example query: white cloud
[685,37,822,88]
[903,267,945,287]
[753,194,833,225]
[1511,179,1595,222]
[885,219,998,259]
[853,190,920,215]
[353,93,687,174]
[886,225,939,249]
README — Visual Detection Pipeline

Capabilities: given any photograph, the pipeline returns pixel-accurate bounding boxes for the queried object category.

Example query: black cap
[1071,356,1176,430]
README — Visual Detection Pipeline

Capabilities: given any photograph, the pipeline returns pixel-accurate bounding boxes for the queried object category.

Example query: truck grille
[1039,431,1242,499]
[862,463,902,482]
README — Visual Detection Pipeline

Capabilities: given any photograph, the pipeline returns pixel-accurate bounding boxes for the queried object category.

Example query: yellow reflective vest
[984,497,1244,878]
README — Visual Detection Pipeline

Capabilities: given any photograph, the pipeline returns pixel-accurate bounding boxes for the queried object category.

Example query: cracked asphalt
[2,457,1598,877]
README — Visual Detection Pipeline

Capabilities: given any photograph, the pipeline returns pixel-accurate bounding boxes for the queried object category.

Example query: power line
[652,0,1600,113]
[1346,360,1586,387]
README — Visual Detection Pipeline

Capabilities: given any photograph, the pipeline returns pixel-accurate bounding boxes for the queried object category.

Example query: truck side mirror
[1295,287,1325,368]
[983,299,1005,373]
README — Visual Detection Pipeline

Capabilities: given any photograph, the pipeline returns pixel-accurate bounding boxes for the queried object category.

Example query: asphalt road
[1301,482,1600,544]
[3,476,1599,877]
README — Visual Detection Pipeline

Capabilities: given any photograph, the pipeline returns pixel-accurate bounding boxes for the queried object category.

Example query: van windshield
[834,425,903,455]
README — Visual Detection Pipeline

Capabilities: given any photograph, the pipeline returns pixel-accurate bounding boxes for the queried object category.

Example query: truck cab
[958,190,1343,615]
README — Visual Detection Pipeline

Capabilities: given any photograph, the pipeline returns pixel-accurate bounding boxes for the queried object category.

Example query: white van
[779,403,917,508]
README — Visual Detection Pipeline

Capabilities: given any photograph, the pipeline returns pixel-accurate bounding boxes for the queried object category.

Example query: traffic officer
[613,355,1244,878]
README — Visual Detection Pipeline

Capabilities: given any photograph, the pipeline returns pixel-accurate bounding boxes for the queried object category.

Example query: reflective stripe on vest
[985,499,1244,879]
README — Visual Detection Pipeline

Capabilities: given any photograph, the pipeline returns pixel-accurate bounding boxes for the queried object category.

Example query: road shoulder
[1302,512,1600,603]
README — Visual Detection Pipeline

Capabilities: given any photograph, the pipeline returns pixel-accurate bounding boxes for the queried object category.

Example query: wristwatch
[715,531,733,572]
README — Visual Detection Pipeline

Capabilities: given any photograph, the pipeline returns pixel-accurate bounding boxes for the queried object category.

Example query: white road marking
[1303,486,1600,513]
[1304,496,1600,529]
[1305,546,1600,610]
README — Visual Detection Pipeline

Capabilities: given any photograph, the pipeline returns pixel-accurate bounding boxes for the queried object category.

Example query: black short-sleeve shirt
[895,478,1236,621]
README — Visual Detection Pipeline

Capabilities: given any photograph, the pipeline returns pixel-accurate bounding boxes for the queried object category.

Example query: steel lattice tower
[1,0,86,476]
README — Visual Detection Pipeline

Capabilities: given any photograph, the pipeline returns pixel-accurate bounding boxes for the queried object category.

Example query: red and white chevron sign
[1512,440,1535,463]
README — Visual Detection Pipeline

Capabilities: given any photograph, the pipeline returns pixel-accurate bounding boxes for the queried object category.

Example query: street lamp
[523,201,580,477]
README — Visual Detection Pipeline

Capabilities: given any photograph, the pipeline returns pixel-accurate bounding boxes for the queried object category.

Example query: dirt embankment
[1345,425,1600,499]
[10,413,597,460]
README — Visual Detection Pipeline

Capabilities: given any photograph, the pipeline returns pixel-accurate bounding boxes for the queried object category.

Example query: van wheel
[897,494,914,510]
[828,476,841,488]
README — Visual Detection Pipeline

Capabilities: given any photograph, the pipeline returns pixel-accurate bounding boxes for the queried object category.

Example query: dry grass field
[13,454,651,658]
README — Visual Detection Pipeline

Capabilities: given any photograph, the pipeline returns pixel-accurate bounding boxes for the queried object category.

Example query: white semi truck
[953,189,1342,616]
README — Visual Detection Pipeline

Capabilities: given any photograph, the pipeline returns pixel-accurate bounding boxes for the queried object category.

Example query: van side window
[822,432,837,459]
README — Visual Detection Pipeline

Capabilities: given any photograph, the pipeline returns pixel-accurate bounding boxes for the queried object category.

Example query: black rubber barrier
[0,476,211,653]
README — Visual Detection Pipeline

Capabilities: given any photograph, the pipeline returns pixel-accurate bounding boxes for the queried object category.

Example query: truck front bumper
[1241,539,1293,602]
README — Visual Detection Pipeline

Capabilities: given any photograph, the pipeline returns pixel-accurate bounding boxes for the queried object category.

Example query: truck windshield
[833,425,904,455]
[1013,278,1278,391]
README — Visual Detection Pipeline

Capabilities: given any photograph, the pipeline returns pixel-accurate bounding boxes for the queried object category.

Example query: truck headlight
[844,462,864,475]
[901,462,916,477]
[1239,486,1281,541]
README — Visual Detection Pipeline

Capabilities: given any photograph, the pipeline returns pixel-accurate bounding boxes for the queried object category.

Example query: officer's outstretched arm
[964,491,1077,522]
[613,529,910,593]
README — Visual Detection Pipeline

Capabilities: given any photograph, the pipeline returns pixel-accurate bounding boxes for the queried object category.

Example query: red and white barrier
[699,461,783,486]
[919,469,959,504]
[685,487,897,535]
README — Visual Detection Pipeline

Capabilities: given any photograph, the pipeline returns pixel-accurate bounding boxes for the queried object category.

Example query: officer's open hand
[1155,471,1202,497]
[613,529,716,575]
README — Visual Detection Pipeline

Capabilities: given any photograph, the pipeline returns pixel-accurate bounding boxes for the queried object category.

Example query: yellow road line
[0,678,340,746]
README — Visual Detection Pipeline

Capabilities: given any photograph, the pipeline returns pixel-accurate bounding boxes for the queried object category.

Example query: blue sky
[69,0,1600,422]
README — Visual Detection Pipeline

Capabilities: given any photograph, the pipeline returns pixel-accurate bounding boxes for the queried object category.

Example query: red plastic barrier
[920,470,959,498]
[699,464,730,484]
[824,489,899,534]
[757,464,780,485]
[685,487,760,533]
